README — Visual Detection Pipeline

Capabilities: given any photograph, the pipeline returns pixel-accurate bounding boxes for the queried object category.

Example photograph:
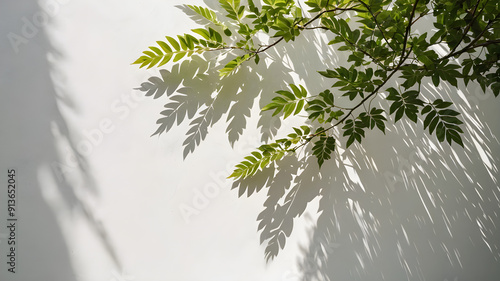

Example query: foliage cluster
[134,0,499,259]
[135,0,499,176]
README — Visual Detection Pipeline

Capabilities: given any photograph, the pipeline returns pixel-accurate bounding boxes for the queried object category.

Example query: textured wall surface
[1,1,499,281]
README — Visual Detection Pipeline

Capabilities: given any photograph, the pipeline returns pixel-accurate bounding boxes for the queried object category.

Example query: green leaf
[219,0,242,21]
[395,107,405,122]
[300,125,311,135]
[421,105,432,115]
[262,84,308,118]
[229,140,290,179]
[360,108,387,133]
[491,82,500,97]
[295,99,305,115]
[219,54,250,77]
[312,134,336,168]
[173,52,186,62]
[166,36,180,51]
[422,100,464,147]
[342,119,365,148]
[386,88,423,123]
[429,116,440,134]
[187,4,228,31]
[432,73,440,87]
[133,31,221,69]
[306,89,339,123]
[283,103,295,118]
[192,28,210,40]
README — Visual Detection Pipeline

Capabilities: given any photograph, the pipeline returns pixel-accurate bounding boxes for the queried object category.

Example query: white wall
[1,0,499,281]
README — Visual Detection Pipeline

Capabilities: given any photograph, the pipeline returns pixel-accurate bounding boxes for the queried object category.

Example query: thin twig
[400,0,420,61]
[440,16,499,61]
[447,0,485,57]
[256,4,363,54]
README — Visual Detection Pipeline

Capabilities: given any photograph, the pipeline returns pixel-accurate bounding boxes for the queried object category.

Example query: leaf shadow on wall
[134,3,500,280]
[133,12,340,262]
[295,81,500,281]
[137,1,344,159]
[0,1,122,279]
[136,46,302,158]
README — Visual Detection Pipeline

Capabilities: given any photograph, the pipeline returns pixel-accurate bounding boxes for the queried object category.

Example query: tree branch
[293,48,413,150]
[447,0,484,57]
[336,30,392,70]
[472,39,500,48]
[255,4,363,54]
[440,16,499,61]
[400,0,420,61]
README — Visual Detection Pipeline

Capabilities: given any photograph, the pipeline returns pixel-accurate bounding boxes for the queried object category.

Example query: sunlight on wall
[2,0,498,281]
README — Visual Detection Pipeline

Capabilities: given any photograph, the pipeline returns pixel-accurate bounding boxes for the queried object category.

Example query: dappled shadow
[0,1,122,279]
[137,0,344,158]
[134,2,347,263]
[134,1,500,280]
[136,44,298,158]
[296,80,500,280]
[257,156,327,261]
